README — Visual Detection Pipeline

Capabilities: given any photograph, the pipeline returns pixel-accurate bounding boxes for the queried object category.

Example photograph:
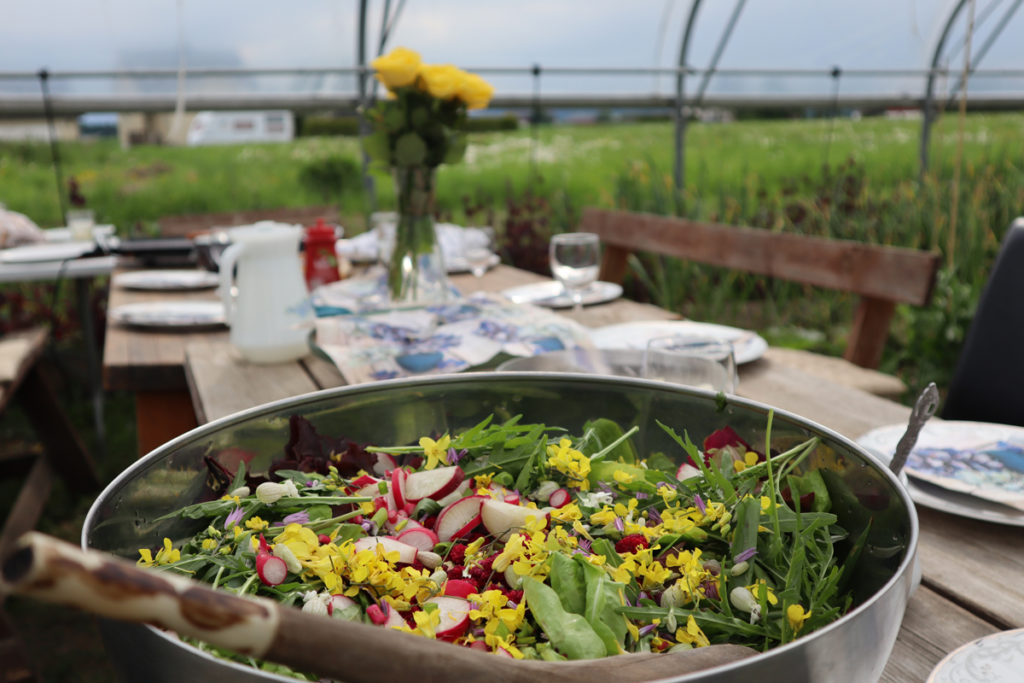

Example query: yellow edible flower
[787,604,811,632]
[546,438,591,489]
[371,47,421,89]
[419,435,451,470]
[549,503,582,524]
[245,516,269,531]
[675,615,710,648]
[612,469,635,485]
[746,580,779,606]
[201,538,218,552]
[137,537,180,567]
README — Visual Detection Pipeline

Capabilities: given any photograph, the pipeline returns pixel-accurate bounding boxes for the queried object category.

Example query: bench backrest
[581,207,941,369]
[158,205,340,238]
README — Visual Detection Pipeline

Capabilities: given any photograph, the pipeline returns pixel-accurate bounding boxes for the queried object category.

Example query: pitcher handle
[218,242,244,326]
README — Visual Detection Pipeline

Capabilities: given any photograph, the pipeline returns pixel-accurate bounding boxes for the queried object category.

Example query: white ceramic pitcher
[218,222,313,363]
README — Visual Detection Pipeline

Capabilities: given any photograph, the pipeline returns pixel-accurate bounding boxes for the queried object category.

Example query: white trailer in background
[186,110,294,146]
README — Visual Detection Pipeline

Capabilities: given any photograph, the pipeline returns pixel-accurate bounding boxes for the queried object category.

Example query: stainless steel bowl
[82,373,918,682]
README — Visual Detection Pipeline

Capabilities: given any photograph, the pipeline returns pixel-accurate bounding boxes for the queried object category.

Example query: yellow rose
[418,64,461,99]
[456,72,495,110]
[371,47,421,89]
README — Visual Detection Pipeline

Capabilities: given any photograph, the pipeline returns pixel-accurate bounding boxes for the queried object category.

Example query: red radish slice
[480,499,546,541]
[434,495,486,542]
[504,493,521,505]
[256,554,287,586]
[366,604,387,625]
[424,596,471,640]
[547,488,571,508]
[350,474,379,489]
[442,579,478,598]
[397,527,440,551]
[676,462,700,481]
[468,640,489,651]
[353,536,419,564]
[496,647,515,658]
[372,453,398,477]
[390,467,408,508]
[383,604,406,628]
[436,479,471,508]
[355,483,384,499]
[328,594,357,616]
[404,466,465,502]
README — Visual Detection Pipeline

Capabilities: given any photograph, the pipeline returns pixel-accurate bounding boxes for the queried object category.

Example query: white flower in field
[256,480,299,504]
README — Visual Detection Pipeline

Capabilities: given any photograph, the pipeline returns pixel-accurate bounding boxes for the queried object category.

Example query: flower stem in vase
[387,165,449,305]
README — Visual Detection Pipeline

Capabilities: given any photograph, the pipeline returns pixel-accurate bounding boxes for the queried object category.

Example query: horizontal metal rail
[2,92,1023,117]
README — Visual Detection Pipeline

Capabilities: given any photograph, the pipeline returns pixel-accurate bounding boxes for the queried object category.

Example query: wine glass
[549,232,601,312]
[463,227,496,279]
[641,335,737,392]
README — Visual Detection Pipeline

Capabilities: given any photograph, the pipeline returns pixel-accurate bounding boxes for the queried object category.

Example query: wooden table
[102,264,1024,681]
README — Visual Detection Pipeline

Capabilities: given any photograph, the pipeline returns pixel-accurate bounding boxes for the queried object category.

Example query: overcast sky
[1,0,1022,98]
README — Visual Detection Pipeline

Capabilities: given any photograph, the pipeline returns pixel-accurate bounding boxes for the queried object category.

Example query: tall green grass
[2,112,1023,396]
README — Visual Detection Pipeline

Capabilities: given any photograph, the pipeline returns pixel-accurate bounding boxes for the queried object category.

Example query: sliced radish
[372,453,398,477]
[353,536,419,565]
[480,499,546,541]
[328,594,358,617]
[404,465,465,502]
[355,482,384,499]
[436,479,471,508]
[397,527,440,552]
[443,579,478,598]
[468,640,489,651]
[496,647,515,658]
[256,554,288,586]
[390,467,408,508]
[383,604,406,628]
[425,596,472,640]
[676,462,700,481]
[547,488,571,508]
[435,495,486,542]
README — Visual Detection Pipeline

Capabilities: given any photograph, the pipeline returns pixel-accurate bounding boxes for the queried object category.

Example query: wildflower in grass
[138,538,180,567]
[419,435,451,470]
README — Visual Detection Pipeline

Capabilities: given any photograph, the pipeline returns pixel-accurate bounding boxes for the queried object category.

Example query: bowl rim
[82,372,920,682]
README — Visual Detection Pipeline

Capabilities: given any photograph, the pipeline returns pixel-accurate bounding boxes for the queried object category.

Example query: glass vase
[387,165,450,305]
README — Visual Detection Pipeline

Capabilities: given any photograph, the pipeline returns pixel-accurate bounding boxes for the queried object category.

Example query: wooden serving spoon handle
[0,532,756,683]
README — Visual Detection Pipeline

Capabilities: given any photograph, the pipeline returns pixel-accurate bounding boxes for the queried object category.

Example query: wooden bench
[582,208,941,369]
[0,327,99,681]
[157,205,340,238]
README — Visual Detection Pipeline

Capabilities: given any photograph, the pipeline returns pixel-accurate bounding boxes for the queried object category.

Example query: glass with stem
[549,232,601,312]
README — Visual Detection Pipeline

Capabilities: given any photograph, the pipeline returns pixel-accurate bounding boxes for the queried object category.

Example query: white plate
[446,252,500,274]
[501,280,623,309]
[857,421,1024,526]
[114,270,220,291]
[0,241,95,263]
[589,320,768,365]
[110,301,226,330]
[927,628,1024,682]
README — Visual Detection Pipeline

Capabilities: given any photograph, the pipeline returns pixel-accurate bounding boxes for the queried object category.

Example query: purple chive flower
[614,517,625,533]
[701,580,720,600]
[361,520,377,535]
[597,481,614,495]
[635,492,649,500]
[577,538,592,554]
[638,624,658,637]
[447,447,468,465]
[279,510,310,526]
[694,494,707,516]
[735,547,758,563]
[507,601,517,609]
[224,506,244,529]
[646,508,663,525]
